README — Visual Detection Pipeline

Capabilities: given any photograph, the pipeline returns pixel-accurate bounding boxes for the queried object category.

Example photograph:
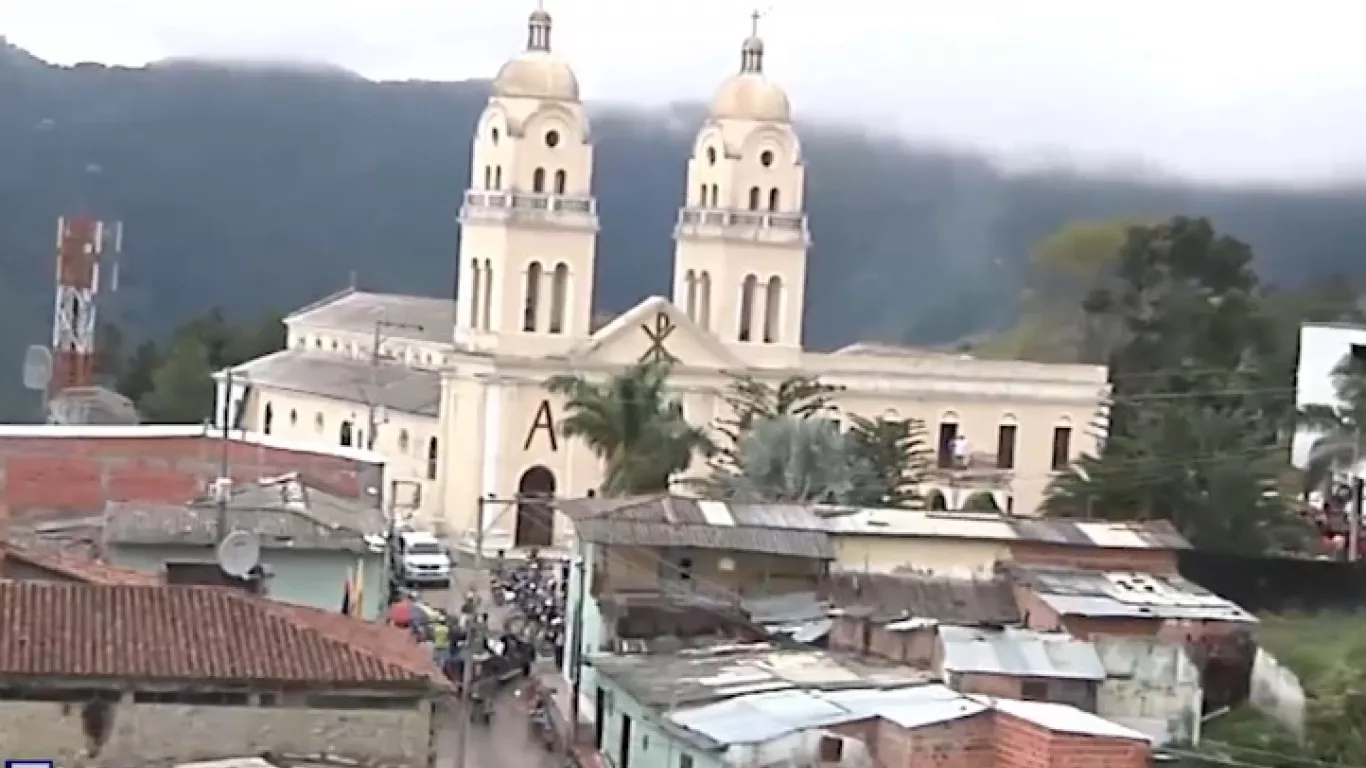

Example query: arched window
[709,184,719,206]
[768,188,780,211]
[738,275,757,342]
[523,261,543,332]
[289,408,298,427]
[532,167,546,193]
[468,259,482,327]
[748,186,760,210]
[483,166,491,188]
[549,263,569,334]
[426,437,439,480]
[684,270,698,319]
[937,412,961,469]
[399,429,411,452]
[339,420,354,447]
[762,276,783,343]
[698,271,713,330]
[494,166,503,189]
[314,413,324,434]
[481,259,494,329]
[553,170,567,194]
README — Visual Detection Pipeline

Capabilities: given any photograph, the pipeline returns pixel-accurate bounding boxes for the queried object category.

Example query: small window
[427,437,439,480]
[399,429,411,451]
[747,186,760,210]
[494,166,503,189]
[819,736,843,762]
[533,168,546,193]
[679,755,694,768]
[1021,680,1049,701]
[697,184,707,206]
[767,188,780,211]
[263,403,274,435]
[314,413,324,433]
[483,166,492,188]
[339,420,354,448]
[1051,426,1072,470]
[554,169,567,194]
[545,130,560,148]
[491,127,500,144]
[996,424,1017,469]
[289,408,298,426]
[760,150,774,167]
[706,147,717,165]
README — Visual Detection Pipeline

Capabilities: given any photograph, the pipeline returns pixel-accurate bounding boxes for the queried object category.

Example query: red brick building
[0,424,385,525]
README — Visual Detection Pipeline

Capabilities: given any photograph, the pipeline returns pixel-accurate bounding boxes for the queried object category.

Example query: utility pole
[567,552,587,755]
[452,494,531,768]
[215,368,244,543]
[1351,430,1361,562]
[365,318,424,450]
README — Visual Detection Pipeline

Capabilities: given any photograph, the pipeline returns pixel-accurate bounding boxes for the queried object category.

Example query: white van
[397,530,452,587]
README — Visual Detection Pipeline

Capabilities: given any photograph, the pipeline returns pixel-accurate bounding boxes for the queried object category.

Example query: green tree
[710,374,845,474]
[846,414,931,507]
[1042,217,1302,553]
[975,217,1152,363]
[139,338,216,423]
[961,491,1001,511]
[545,361,712,496]
[117,340,163,405]
[703,415,870,504]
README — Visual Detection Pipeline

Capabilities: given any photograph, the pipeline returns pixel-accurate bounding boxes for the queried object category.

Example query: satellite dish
[22,345,52,391]
[216,530,261,578]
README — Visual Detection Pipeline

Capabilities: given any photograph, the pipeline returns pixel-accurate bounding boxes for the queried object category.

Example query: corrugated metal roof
[563,497,834,559]
[668,684,976,746]
[590,646,933,709]
[1011,565,1256,623]
[938,626,1106,681]
[826,572,1021,625]
[988,698,1150,741]
[819,508,1189,550]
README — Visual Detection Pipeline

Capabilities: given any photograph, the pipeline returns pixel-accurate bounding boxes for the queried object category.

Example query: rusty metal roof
[562,496,833,559]
[1008,565,1255,623]
[826,571,1021,625]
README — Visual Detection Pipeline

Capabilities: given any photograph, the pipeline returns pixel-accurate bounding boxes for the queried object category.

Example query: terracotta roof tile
[1,542,162,586]
[0,581,446,689]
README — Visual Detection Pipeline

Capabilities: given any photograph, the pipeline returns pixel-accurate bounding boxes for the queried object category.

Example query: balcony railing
[460,190,598,225]
[674,207,810,243]
[927,451,1014,487]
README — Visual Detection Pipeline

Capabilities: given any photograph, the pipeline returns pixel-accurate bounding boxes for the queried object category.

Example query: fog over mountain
[1,42,1365,415]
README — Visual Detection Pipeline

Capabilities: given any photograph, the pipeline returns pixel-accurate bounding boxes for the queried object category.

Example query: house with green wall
[102,474,388,619]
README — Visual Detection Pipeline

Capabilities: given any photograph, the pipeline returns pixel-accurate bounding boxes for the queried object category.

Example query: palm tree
[846,414,932,507]
[702,415,872,503]
[710,374,845,474]
[1300,351,1366,493]
[545,361,712,496]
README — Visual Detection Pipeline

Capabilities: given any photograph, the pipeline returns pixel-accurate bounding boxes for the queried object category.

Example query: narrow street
[424,565,562,768]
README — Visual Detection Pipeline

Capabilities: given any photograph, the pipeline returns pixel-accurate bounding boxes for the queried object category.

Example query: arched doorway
[927,490,948,511]
[515,465,557,549]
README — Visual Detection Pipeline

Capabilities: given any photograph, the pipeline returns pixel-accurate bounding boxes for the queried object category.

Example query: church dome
[491,9,580,102]
[709,26,790,123]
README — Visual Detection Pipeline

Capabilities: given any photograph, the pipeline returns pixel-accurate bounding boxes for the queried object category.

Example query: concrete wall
[595,674,715,768]
[0,698,434,766]
[110,544,387,621]
[1093,636,1203,746]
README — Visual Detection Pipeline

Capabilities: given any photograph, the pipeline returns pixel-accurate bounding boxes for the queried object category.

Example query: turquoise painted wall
[593,673,722,768]
[568,541,609,696]
[110,544,387,621]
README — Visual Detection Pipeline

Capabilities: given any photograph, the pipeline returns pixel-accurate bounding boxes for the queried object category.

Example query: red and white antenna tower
[50,216,120,396]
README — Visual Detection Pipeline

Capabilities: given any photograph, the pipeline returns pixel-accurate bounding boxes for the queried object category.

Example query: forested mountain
[3,39,1366,417]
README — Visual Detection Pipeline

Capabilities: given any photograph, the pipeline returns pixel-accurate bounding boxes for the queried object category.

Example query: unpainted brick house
[0,424,385,525]
[0,580,451,766]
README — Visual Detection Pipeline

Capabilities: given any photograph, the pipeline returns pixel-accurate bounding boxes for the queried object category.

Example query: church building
[217,8,1108,549]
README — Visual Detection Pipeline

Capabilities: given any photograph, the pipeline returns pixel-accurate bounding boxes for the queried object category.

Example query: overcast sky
[3,0,1364,184]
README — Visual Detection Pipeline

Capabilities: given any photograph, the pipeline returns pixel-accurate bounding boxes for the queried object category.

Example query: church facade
[218,9,1108,548]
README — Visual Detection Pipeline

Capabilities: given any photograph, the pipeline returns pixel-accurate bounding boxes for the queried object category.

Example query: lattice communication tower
[50,216,121,397]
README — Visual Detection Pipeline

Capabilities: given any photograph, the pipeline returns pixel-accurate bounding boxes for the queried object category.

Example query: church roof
[231,349,441,417]
[285,289,456,346]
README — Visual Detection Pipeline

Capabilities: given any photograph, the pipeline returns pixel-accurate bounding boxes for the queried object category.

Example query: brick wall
[0,699,435,766]
[0,432,382,524]
[865,711,996,768]
[993,712,1148,768]
[1009,541,1179,574]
